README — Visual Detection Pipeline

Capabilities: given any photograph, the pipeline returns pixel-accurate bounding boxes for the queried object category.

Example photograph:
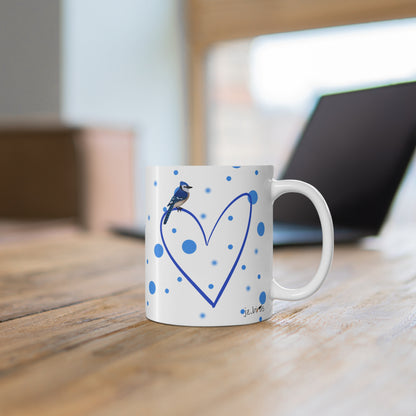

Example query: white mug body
[145,166,274,326]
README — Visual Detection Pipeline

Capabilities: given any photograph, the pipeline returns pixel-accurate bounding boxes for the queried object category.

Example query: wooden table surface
[1,226,415,415]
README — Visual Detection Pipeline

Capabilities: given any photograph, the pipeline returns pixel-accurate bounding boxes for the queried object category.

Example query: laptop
[273,81,416,246]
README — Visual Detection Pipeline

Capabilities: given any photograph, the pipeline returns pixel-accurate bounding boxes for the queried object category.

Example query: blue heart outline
[160,193,252,307]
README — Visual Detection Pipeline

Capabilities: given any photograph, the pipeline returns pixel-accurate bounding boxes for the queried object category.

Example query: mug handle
[271,179,334,301]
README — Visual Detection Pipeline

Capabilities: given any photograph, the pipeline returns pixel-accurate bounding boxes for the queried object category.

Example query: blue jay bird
[163,181,193,224]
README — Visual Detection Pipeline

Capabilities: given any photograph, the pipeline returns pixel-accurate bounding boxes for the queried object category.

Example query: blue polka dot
[154,181,157,186]
[259,317,263,322]
[255,170,259,175]
[147,301,149,306]
[201,213,206,219]
[182,239,197,254]
[149,281,156,294]
[165,288,169,294]
[173,170,178,175]
[154,244,163,258]
[177,276,182,282]
[240,309,245,315]
[257,274,261,279]
[146,259,149,264]
[257,222,265,237]
[255,249,258,254]
[242,265,246,270]
[228,215,233,221]
[208,284,214,289]
[172,228,177,233]
[212,260,218,266]
[228,244,233,250]
[246,286,251,291]
[259,291,266,304]
[233,166,241,168]
[248,190,258,204]
[200,313,206,318]
[205,188,211,193]
[163,207,168,213]
[226,176,232,181]
[147,215,150,220]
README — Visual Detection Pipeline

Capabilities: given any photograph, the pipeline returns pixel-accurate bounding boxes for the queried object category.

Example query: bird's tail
[163,205,174,225]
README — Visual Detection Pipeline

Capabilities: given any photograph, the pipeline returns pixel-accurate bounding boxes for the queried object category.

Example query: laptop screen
[274,81,416,232]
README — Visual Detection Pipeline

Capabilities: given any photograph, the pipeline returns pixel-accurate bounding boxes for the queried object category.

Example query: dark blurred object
[0,124,134,231]
[273,81,416,245]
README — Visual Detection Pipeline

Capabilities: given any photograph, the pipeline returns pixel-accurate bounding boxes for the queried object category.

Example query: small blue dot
[208,284,214,289]
[228,244,233,250]
[146,259,149,264]
[242,265,246,270]
[255,170,259,175]
[240,309,245,315]
[228,215,233,221]
[259,317,263,322]
[177,276,182,282]
[212,260,218,266]
[205,188,211,193]
[149,281,156,294]
[182,239,197,254]
[201,213,206,219]
[154,181,157,186]
[200,313,206,318]
[259,291,266,304]
[248,190,258,204]
[257,222,265,237]
[246,286,251,291]
[154,244,163,258]
[172,228,177,233]
[173,170,178,175]
[163,207,167,212]
[257,274,261,279]
[165,288,169,294]
[255,249,258,254]
[226,176,232,181]
[232,166,241,168]
[147,215,150,220]
[147,301,149,306]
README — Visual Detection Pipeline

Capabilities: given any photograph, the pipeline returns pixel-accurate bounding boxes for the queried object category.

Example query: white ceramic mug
[145,165,333,326]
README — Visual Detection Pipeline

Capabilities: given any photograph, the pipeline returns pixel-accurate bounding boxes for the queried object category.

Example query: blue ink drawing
[160,192,253,307]
[163,181,193,225]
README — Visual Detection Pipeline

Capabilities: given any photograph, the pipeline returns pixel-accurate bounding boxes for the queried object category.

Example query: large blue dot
[226,176,232,181]
[182,239,197,254]
[149,281,156,294]
[200,313,206,318]
[153,180,157,186]
[154,244,164,258]
[255,170,259,175]
[201,213,206,219]
[177,276,182,282]
[248,190,258,204]
[212,260,218,266]
[173,170,178,175]
[228,244,233,250]
[228,215,233,221]
[205,187,211,193]
[172,228,177,233]
[240,309,245,315]
[259,291,266,304]
[165,288,169,294]
[257,222,265,237]
[208,284,214,289]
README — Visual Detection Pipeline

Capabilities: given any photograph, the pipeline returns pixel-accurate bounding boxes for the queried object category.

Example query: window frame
[186,0,416,164]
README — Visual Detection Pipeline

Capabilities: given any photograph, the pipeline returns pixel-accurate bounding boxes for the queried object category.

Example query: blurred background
[0,0,415,241]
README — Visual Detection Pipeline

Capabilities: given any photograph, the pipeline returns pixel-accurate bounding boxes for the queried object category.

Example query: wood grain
[0,227,415,415]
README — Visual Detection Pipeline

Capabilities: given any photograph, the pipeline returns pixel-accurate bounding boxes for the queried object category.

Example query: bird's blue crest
[180,181,190,187]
